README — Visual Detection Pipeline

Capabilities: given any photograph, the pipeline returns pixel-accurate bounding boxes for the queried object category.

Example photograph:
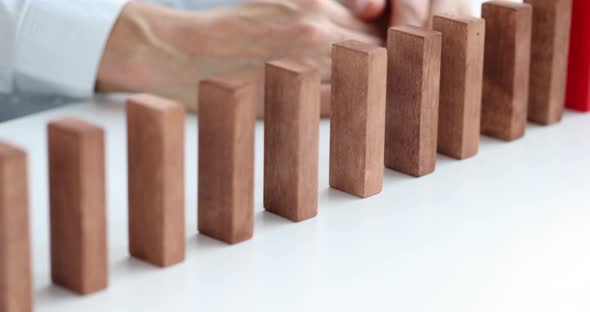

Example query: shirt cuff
[14,0,128,97]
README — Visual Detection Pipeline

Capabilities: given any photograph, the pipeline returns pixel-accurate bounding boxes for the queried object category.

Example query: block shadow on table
[35,284,74,306]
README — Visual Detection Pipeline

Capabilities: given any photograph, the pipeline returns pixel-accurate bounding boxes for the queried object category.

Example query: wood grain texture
[385,26,441,177]
[481,1,533,141]
[0,142,31,312]
[126,94,185,267]
[198,78,256,244]
[433,15,485,160]
[525,0,572,124]
[565,0,590,112]
[264,59,320,222]
[330,40,386,198]
[48,117,107,295]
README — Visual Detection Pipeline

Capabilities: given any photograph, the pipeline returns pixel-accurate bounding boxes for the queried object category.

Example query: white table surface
[0,98,589,312]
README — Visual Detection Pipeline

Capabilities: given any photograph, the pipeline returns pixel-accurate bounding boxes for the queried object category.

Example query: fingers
[334,24,384,47]
[390,0,431,27]
[295,0,381,36]
[431,0,473,16]
[342,0,387,21]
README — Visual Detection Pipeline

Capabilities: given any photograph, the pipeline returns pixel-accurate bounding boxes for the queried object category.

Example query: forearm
[96,2,205,95]
[95,2,257,111]
[95,0,380,116]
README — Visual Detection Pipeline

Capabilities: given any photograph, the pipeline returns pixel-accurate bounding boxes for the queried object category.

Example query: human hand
[96,0,382,117]
[343,0,473,27]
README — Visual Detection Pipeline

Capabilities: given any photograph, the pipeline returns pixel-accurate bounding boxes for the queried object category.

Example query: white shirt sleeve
[0,0,128,97]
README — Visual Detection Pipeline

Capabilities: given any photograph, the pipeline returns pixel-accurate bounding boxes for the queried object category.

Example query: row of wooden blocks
[1,0,589,310]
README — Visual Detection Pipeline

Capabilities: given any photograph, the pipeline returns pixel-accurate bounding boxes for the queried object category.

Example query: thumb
[343,0,387,21]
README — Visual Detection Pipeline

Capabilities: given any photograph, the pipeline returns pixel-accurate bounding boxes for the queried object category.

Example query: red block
[566,0,590,111]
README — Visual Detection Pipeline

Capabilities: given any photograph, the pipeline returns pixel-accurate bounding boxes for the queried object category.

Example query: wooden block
[126,94,185,266]
[0,142,31,312]
[48,117,107,295]
[565,0,590,112]
[264,59,320,222]
[198,78,256,244]
[433,15,485,160]
[481,1,533,141]
[329,40,386,198]
[385,26,441,177]
[525,0,572,124]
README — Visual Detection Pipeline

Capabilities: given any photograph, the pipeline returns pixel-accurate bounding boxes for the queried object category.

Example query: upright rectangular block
[264,59,320,222]
[198,78,256,244]
[0,142,31,312]
[525,0,572,124]
[433,15,485,160]
[385,26,441,177]
[48,117,107,295]
[126,94,185,266]
[565,0,590,112]
[330,40,386,198]
[481,1,533,140]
